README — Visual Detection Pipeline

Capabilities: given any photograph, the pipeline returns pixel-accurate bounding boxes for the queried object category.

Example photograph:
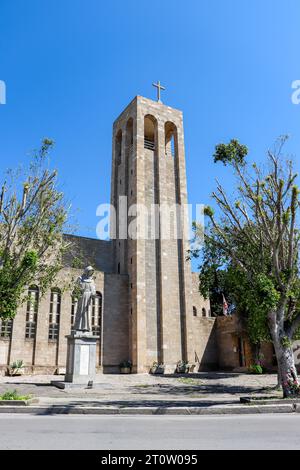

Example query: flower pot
[150,366,165,375]
[176,365,190,374]
[120,367,131,374]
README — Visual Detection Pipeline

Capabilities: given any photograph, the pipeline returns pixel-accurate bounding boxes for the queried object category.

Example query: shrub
[249,364,264,375]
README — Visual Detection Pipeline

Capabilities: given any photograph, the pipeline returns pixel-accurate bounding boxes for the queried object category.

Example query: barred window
[90,292,102,337]
[70,293,78,334]
[193,306,197,317]
[25,286,39,339]
[0,319,13,338]
[48,288,61,340]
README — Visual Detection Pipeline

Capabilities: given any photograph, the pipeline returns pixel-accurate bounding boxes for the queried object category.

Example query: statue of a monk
[74,266,96,333]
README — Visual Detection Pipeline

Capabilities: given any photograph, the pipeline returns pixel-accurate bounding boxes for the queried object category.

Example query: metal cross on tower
[152,80,166,103]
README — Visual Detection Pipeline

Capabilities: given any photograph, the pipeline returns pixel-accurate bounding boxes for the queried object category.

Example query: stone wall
[0,266,129,376]
[63,235,114,273]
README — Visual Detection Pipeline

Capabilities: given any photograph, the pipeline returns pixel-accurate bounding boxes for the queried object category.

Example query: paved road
[0,413,300,450]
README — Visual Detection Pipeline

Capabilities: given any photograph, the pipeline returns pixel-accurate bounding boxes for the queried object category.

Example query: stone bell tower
[111,89,195,373]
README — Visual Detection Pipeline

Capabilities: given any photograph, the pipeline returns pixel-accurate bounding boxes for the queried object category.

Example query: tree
[199,136,300,397]
[0,139,71,320]
[196,228,275,365]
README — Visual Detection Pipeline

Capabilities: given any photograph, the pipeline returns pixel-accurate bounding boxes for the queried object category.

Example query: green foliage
[281,336,293,349]
[11,359,24,370]
[0,139,72,319]
[248,364,264,375]
[204,206,214,218]
[0,389,31,401]
[193,136,300,381]
[213,139,248,166]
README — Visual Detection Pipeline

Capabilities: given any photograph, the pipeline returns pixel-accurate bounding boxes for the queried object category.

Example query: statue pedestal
[64,333,99,385]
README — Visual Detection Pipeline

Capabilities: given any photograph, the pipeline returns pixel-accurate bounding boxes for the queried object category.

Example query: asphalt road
[0,413,300,450]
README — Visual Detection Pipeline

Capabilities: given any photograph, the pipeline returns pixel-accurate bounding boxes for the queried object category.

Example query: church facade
[0,95,223,375]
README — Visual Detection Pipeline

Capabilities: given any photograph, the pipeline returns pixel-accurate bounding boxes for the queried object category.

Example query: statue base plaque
[65,333,99,384]
[52,333,99,389]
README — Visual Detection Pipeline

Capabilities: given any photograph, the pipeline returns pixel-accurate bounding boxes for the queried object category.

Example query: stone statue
[74,266,96,333]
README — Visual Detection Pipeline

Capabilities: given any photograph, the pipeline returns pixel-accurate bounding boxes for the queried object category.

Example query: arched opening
[165,121,177,158]
[115,129,122,165]
[70,292,78,334]
[90,292,102,336]
[193,306,197,317]
[25,285,39,339]
[49,288,61,340]
[202,308,207,317]
[144,115,156,151]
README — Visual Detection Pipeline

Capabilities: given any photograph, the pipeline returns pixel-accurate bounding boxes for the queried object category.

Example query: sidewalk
[0,372,289,415]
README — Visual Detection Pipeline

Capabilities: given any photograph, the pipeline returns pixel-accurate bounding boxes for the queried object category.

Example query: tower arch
[144,114,157,151]
[165,121,177,158]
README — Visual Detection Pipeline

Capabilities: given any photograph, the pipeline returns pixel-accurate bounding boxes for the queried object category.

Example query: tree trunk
[274,340,298,397]
[268,315,299,397]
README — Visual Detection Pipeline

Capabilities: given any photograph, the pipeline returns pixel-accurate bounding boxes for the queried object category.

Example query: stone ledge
[0,403,295,415]
[0,398,39,406]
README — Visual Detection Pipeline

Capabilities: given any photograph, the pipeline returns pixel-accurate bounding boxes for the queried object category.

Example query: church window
[193,306,197,317]
[117,262,120,274]
[48,288,61,340]
[165,122,177,158]
[115,130,122,165]
[25,286,39,339]
[70,293,78,334]
[0,319,13,338]
[144,115,156,151]
[202,308,206,317]
[90,292,102,336]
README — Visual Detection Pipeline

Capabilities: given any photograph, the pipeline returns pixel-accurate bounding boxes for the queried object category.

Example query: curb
[0,403,297,416]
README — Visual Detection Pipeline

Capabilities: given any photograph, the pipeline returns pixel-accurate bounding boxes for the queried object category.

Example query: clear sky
[0,0,299,238]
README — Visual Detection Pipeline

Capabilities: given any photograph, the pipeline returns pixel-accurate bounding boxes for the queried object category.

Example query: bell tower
[111,93,195,372]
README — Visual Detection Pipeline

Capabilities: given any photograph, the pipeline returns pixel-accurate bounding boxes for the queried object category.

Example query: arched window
[202,308,207,317]
[25,285,39,339]
[126,118,134,152]
[70,292,78,334]
[115,129,122,165]
[48,288,61,340]
[90,292,102,337]
[165,122,177,158]
[0,319,13,338]
[144,115,156,151]
[193,306,197,317]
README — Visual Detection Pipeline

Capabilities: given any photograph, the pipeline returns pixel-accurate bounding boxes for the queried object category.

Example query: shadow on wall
[194,319,219,371]
[102,274,129,373]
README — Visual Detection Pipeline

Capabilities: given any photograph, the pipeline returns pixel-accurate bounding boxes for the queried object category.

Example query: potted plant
[176,360,190,374]
[149,362,165,375]
[8,360,24,377]
[119,360,132,374]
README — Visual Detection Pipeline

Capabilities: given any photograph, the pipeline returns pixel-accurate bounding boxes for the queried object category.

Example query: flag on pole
[222,294,229,316]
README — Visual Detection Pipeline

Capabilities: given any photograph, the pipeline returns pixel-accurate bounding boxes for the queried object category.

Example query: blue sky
[0,0,299,238]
